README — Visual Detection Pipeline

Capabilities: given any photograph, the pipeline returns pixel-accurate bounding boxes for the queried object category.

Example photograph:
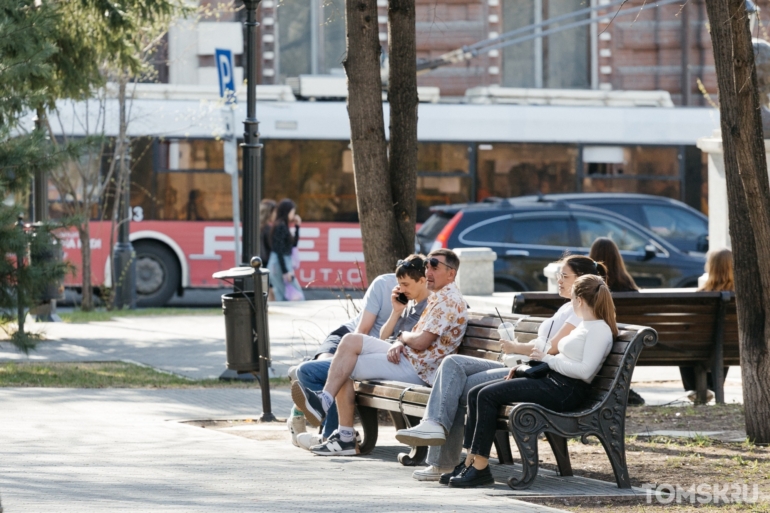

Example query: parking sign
[215,48,235,102]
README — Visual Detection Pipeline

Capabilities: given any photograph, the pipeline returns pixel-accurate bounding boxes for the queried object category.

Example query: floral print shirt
[404,282,468,385]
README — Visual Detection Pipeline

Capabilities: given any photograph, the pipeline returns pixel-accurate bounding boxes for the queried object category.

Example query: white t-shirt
[542,319,613,383]
[531,302,581,352]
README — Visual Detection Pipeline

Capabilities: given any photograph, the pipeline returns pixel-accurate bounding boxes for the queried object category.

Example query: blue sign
[215,48,235,103]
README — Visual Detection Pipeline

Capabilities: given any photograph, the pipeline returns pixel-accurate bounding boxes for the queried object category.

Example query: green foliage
[0,206,71,353]
[0,0,191,341]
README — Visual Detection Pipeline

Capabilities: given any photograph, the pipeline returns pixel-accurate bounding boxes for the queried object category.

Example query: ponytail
[573,274,618,338]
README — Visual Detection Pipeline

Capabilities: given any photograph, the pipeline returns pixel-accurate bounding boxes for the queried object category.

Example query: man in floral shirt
[292,249,468,456]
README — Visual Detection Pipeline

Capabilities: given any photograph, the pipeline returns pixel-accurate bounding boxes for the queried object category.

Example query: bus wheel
[133,241,181,307]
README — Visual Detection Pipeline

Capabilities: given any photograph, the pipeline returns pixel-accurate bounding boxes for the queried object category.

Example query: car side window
[575,216,648,251]
[458,216,512,246]
[595,203,643,225]
[511,217,571,246]
[641,205,707,241]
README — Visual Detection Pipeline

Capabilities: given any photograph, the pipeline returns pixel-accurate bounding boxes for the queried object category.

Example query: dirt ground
[187,402,769,512]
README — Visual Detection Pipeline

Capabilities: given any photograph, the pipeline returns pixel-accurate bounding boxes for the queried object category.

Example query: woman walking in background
[681,248,734,402]
[268,199,304,301]
[589,237,644,405]
[260,199,277,300]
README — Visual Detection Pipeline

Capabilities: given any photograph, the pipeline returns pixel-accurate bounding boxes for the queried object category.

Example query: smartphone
[396,292,409,305]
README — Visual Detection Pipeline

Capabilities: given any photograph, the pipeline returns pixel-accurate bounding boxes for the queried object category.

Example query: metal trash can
[222,292,259,372]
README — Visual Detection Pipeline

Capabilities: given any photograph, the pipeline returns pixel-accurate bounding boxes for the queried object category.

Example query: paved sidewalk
[0,388,571,513]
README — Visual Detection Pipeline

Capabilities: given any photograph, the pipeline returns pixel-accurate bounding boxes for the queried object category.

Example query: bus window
[417,143,471,222]
[582,145,680,199]
[476,143,578,201]
[263,139,357,222]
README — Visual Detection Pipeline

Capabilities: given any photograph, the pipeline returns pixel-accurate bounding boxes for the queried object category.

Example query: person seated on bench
[590,237,645,406]
[292,249,468,456]
[288,272,398,449]
[398,255,607,483]
[449,274,617,488]
[681,248,733,403]
[289,255,430,450]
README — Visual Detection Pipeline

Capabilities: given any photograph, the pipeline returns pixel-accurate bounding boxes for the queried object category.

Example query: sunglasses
[397,259,426,271]
[427,257,456,271]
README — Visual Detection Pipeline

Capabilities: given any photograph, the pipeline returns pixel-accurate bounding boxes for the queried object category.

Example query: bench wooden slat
[457,347,500,361]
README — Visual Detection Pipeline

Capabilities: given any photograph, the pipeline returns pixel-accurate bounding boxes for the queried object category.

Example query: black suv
[512,193,709,254]
[416,198,705,292]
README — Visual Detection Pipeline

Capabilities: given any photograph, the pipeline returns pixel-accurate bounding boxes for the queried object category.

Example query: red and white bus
[46,84,717,305]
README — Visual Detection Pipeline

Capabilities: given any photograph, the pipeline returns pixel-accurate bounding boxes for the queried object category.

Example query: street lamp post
[240,0,274,422]
[241,0,263,266]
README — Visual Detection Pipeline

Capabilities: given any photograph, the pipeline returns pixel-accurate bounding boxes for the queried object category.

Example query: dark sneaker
[291,381,326,427]
[448,465,495,488]
[439,461,467,485]
[628,388,645,406]
[310,432,360,456]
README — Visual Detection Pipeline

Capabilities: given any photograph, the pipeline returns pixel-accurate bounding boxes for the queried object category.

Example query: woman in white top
[449,274,617,488]
[398,255,608,483]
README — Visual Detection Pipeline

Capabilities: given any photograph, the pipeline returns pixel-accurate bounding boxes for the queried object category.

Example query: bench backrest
[461,310,653,407]
[512,292,738,366]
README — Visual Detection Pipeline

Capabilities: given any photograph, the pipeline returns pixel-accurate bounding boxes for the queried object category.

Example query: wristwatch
[396,330,404,342]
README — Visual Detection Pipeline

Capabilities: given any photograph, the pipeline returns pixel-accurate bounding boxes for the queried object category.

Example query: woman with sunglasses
[398,255,607,483]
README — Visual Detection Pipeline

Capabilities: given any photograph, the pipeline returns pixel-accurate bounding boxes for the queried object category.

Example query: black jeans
[463,371,592,458]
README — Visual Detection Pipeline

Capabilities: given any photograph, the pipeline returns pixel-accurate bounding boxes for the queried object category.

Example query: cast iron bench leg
[357,405,379,455]
[494,430,515,465]
[595,433,631,489]
[507,431,540,489]
[544,432,573,477]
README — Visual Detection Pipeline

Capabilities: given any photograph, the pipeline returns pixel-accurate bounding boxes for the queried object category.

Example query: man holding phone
[292,250,468,456]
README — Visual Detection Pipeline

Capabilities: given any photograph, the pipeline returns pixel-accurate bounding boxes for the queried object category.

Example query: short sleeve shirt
[343,274,398,336]
[404,282,468,385]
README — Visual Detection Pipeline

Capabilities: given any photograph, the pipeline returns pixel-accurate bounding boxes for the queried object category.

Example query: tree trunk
[78,221,94,311]
[344,0,401,279]
[387,0,418,256]
[705,0,770,442]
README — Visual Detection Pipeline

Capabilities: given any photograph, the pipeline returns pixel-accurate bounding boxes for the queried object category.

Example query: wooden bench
[513,291,737,404]
[353,310,658,489]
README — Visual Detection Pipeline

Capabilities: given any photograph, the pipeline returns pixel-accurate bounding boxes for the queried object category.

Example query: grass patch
[60,307,221,324]
[0,361,286,389]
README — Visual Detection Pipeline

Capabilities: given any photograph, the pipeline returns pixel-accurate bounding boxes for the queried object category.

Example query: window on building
[501,0,590,89]
[277,0,346,80]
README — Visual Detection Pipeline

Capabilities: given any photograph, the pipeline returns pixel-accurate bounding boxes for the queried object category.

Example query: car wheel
[133,241,181,307]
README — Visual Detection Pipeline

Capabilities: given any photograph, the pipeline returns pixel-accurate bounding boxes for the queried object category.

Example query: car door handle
[505,250,530,257]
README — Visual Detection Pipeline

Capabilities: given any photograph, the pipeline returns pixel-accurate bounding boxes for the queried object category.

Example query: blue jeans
[295,359,338,439]
[423,355,508,468]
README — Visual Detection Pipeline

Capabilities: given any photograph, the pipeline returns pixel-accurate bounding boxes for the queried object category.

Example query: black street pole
[241,0,274,422]
[241,0,263,267]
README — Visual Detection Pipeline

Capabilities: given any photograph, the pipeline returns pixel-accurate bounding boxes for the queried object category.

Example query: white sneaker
[687,390,715,403]
[288,413,307,447]
[396,422,446,447]
[296,432,324,450]
[412,465,454,482]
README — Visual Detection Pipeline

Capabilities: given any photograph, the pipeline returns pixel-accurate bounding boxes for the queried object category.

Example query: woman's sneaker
[310,432,359,456]
[296,432,324,450]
